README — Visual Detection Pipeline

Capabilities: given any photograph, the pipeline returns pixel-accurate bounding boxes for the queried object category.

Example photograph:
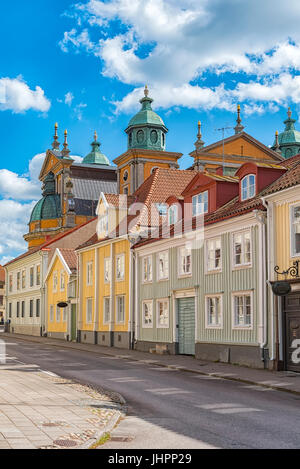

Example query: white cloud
[0,77,51,113]
[62,0,300,114]
[65,91,74,106]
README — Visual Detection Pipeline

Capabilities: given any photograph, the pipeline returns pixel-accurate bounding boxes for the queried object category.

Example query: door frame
[282,292,300,372]
[174,289,196,355]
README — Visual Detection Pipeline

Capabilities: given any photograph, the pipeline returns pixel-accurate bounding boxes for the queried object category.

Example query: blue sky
[2,0,300,263]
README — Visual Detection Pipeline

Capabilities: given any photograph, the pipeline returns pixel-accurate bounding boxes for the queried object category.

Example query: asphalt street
[1,336,300,449]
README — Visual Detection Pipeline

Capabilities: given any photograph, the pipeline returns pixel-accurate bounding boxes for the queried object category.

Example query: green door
[71,304,77,341]
[178,297,195,355]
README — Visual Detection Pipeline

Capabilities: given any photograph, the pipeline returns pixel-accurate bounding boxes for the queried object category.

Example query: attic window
[192,191,208,216]
[156,203,167,216]
[241,174,256,201]
[168,205,178,225]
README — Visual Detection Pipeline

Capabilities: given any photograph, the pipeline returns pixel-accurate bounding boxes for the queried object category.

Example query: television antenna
[215,126,232,173]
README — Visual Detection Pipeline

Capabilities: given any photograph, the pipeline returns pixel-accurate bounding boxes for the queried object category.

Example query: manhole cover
[43,422,66,427]
[110,435,134,442]
[53,439,79,448]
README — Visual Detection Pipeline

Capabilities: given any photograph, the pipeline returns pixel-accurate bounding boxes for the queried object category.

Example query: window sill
[232,264,252,270]
[205,269,222,275]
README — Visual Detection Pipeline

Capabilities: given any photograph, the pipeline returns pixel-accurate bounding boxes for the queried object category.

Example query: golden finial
[52,123,60,150]
[237,104,241,111]
[55,122,58,129]
[144,85,149,97]
[235,104,244,134]
[275,130,278,136]
[94,131,98,142]
[62,129,70,156]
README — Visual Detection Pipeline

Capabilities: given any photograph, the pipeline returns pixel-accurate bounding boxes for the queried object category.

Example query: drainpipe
[253,209,268,362]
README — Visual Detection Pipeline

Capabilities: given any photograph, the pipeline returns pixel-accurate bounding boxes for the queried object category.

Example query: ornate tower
[272,108,300,159]
[114,86,182,195]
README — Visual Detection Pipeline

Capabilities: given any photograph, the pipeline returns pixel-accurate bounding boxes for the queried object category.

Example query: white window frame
[36,264,41,286]
[168,205,178,225]
[142,255,153,283]
[156,298,169,328]
[241,174,256,201]
[56,305,61,323]
[29,266,34,288]
[60,270,65,292]
[205,237,222,273]
[103,297,111,324]
[232,291,253,330]
[157,251,169,281]
[178,246,192,277]
[192,190,208,217]
[63,306,67,322]
[104,258,111,284]
[86,298,93,324]
[232,230,252,268]
[290,203,300,257]
[22,269,26,290]
[205,294,223,329]
[53,271,58,293]
[116,295,125,324]
[116,254,125,282]
[17,272,21,291]
[86,262,93,286]
[49,305,54,323]
[9,274,13,293]
[142,300,153,328]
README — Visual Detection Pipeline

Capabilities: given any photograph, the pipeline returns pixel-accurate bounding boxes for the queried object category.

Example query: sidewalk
[2,332,300,396]
[0,356,124,449]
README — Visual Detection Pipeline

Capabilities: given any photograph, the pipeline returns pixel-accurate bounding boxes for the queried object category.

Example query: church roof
[273,108,300,147]
[82,132,111,166]
[30,172,61,223]
[126,87,167,130]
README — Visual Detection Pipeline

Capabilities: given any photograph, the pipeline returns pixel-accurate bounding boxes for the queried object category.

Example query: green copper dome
[272,108,300,159]
[125,86,168,151]
[30,172,61,223]
[82,132,111,165]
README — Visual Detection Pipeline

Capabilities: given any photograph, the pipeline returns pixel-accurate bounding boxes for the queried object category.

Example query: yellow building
[263,156,300,372]
[45,248,78,341]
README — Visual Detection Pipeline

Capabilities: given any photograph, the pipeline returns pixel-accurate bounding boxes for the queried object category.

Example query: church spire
[234,104,245,134]
[52,123,60,150]
[62,129,70,157]
[194,121,205,151]
[274,130,281,155]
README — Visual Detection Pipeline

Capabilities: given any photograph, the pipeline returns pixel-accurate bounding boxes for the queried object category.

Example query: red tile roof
[0,266,5,283]
[59,249,77,272]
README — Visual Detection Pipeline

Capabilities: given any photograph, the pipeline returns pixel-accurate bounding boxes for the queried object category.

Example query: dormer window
[241,174,256,201]
[192,191,208,216]
[168,205,178,225]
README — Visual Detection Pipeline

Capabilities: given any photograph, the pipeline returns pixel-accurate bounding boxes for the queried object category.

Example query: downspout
[261,197,276,365]
[253,209,268,361]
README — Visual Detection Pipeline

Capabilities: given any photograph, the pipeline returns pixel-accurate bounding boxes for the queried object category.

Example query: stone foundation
[195,343,266,369]
[10,324,42,337]
[135,340,176,355]
[47,331,68,341]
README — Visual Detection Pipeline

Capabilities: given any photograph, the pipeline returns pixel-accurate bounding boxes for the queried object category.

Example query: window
[98,215,108,235]
[49,305,54,322]
[291,205,300,255]
[143,256,152,283]
[123,186,129,195]
[17,272,21,291]
[157,251,169,280]
[104,297,110,324]
[155,203,168,216]
[9,274,13,293]
[86,298,93,323]
[206,296,222,328]
[30,267,34,287]
[192,191,208,216]
[241,174,256,201]
[142,301,153,328]
[157,299,169,328]
[206,238,222,271]
[116,254,125,281]
[60,270,65,291]
[233,231,251,266]
[233,293,252,328]
[104,258,111,283]
[8,303,12,319]
[30,300,34,318]
[36,265,41,286]
[36,299,40,318]
[53,271,58,292]
[168,205,178,225]
[21,301,25,318]
[16,302,20,318]
[63,306,67,322]
[56,306,61,322]
[116,296,125,324]
[87,262,93,286]
[22,270,26,289]
[178,246,192,276]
